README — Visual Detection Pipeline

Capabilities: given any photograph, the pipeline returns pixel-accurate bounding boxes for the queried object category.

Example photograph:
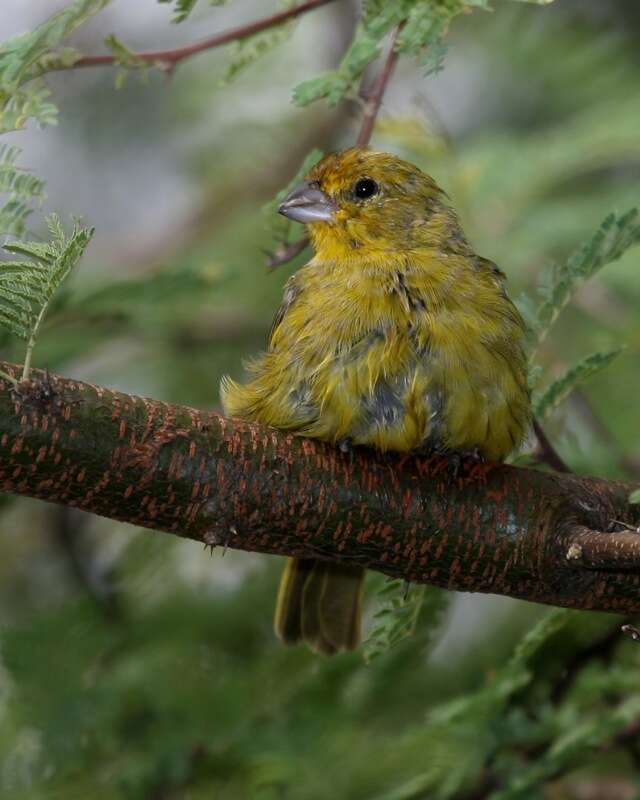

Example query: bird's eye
[353,178,379,200]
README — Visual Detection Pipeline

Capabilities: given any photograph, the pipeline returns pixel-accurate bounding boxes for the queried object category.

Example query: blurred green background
[1,1,640,798]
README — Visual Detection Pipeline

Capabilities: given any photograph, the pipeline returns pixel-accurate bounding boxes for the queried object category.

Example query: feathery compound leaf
[293,1,498,108]
[535,208,640,345]
[533,348,624,421]
[158,0,228,24]
[375,608,573,800]
[292,1,405,107]
[493,696,640,800]
[0,215,93,379]
[396,1,463,73]
[222,2,296,86]
[0,145,45,239]
[364,580,449,662]
[0,0,111,131]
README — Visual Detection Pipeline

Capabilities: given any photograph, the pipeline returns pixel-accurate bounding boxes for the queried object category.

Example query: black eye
[353,178,378,200]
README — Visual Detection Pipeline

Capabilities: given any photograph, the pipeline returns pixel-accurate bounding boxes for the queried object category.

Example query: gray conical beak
[278,182,336,224]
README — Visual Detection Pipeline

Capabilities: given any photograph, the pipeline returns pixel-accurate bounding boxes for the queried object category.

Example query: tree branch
[356,23,403,148]
[1,363,640,613]
[59,0,336,71]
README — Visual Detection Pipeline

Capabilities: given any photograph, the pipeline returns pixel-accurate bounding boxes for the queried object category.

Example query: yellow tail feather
[274,558,364,655]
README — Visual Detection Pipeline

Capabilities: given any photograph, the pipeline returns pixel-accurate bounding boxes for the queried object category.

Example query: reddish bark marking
[11,437,23,455]
[63,406,71,421]
[124,485,134,499]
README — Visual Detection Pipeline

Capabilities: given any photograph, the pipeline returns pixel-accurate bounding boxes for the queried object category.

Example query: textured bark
[0,362,639,613]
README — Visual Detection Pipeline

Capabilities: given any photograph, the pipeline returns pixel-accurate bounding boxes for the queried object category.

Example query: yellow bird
[221,148,530,655]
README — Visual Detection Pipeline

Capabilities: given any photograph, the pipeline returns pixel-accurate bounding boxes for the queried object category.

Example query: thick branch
[62,0,336,70]
[1,363,639,613]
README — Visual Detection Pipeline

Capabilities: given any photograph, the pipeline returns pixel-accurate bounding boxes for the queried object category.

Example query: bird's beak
[278,182,336,224]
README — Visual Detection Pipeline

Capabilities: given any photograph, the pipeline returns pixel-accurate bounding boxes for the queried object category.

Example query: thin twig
[565,526,640,570]
[57,0,336,70]
[356,23,404,147]
[267,23,403,269]
[265,237,310,270]
[533,417,571,473]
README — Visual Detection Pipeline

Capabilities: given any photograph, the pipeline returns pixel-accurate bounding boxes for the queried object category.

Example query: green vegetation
[1,1,639,797]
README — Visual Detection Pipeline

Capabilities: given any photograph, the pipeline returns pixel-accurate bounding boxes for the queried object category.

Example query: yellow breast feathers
[221,148,530,462]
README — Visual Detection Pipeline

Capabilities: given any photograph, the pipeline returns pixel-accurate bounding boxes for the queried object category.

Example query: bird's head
[278,148,456,258]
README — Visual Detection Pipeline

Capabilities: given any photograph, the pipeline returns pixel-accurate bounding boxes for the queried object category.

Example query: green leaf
[0,0,111,131]
[533,348,624,421]
[0,145,46,238]
[103,34,151,89]
[364,581,449,662]
[493,696,640,800]
[293,1,405,107]
[535,209,640,345]
[629,489,640,505]
[158,0,228,24]
[376,609,572,800]
[293,0,499,108]
[222,6,296,86]
[0,215,93,376]
[104,34,146,70]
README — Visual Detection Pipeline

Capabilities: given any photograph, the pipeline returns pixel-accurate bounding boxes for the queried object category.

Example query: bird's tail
[274,558,364,655]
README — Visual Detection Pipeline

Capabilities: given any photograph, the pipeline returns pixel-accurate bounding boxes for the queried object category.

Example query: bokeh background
[1,1,640,798]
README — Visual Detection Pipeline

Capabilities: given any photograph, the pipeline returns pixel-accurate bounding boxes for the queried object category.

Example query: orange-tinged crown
[300,147,459,258]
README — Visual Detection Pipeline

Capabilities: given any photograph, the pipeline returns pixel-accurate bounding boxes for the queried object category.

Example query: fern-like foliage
[533,348,624,421]
[158,0,228,24]
[0,215,93,381]
[535,208,640,346]
[375,608,572,800]
[222,1,297,86]
[0,144,45,239]
[292,0,556,108]
[364,580,449,663]
[0,0,111,132]
[492,695,640,800]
